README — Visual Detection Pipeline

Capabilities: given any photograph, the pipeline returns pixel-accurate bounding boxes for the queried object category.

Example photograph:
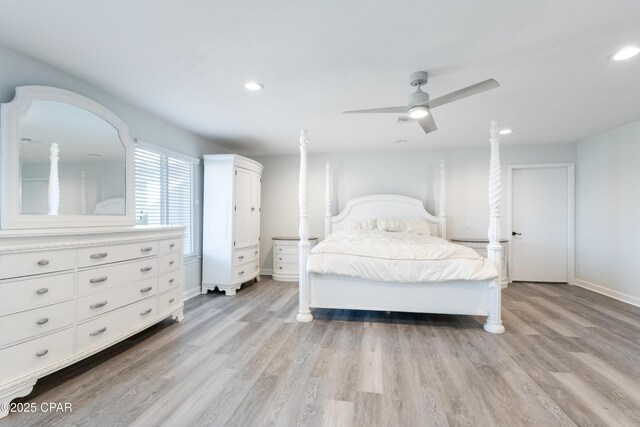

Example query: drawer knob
[279,257,282,260]
[169,243,175,248]
[90,252,108,259]
[255,251,258,255]
[89,327,107,336]
[141,246,153,252]
[169,298,175,303]
[238,271,245,275]
[37,259,50,266]
[169,261,175,265]
[36,349,49,357]
[36,287,49,295]
[36,317,49,325]
[238,255,245,259]
[140,286,153,293]
[90,300,108,309]
[279,267,283,270]
[90,276,108,284]
[169,278,175,283]
[140,308,153,316]
[140,266,153,272]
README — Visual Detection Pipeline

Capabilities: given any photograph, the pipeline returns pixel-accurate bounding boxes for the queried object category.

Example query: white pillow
[349,219,378,230]
[376,217,406,232]
[403,218,431,236]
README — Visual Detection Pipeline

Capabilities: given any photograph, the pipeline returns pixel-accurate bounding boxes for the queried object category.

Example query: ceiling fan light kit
[343,71,500,135]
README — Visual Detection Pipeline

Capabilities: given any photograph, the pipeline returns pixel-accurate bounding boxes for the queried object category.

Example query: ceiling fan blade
[417,111,437,134]
[427,78,500,109]
[343,106,408,114]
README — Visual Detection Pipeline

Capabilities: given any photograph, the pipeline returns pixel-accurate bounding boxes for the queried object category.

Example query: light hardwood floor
[5,278,640,426]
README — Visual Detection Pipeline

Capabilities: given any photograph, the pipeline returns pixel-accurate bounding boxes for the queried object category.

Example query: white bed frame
[296,122,505,334]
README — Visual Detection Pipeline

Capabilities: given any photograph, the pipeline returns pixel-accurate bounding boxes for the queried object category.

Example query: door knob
[512,231,522,236]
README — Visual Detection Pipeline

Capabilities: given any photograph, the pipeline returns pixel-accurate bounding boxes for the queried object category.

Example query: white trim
[183,255,201,265]
[507,163,575,285]
[134,139,201,164]
[260,268,274,276]
[182,287,202,301]
[574,278,640,308]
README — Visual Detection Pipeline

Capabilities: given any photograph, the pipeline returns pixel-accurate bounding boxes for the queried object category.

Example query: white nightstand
[272,237,318,282]
[450,238,510,288]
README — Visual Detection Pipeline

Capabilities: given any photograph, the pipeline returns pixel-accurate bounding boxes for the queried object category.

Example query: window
[134,141,200,257]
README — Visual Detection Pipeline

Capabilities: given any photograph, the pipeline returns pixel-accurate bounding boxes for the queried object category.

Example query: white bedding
[307,229,498,283]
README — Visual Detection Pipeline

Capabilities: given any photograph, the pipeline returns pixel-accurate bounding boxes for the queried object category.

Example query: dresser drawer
[159,238,181,255]
[76,277,157,321]
[158,271,181,293]
[77,241,158,268]
[0,272,74,316]
[77,258,158,297]
[0,301,74,347]
[0,328,74,383]
[233,246,259,267]
[275,263,298,275]
[233,261,259,282]
[275,253,298,265]
[0,249,75,280]
[158,253,180,274]
[77,298,158,353]
[159,287,182,315]
[274,245,298,255]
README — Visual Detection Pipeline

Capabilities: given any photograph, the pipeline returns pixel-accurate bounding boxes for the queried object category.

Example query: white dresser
[0,226,184,417]
[202,155,263,295]
[450,238,510,287]
[272,237,318,282]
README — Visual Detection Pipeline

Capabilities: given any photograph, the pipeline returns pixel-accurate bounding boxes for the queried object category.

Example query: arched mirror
[1,86,134,229]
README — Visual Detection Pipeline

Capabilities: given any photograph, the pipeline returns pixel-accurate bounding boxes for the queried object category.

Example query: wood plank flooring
[4,278,640,427]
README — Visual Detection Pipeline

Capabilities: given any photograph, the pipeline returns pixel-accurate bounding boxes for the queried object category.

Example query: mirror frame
[0,86,135,229]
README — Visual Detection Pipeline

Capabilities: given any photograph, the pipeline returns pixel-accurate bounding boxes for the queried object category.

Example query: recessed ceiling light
[612,46,640,61]
[394,139,408,144]
[244,81,264,91]
[499,129,513,135]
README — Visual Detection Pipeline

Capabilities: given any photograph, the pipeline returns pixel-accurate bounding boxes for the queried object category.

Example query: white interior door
[511,166,569,282]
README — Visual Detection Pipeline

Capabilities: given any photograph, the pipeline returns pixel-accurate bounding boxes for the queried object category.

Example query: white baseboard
[182,287,201,301]
[573,278,640,308]
[260,268,273,276]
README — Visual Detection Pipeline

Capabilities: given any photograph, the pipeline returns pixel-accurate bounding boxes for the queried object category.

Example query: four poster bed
[295,122,505,334]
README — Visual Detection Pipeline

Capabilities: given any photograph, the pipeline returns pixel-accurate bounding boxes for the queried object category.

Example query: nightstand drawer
[275,254,298,265]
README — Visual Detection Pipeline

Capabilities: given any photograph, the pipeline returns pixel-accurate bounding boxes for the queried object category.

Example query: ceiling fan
[343,71,500,134]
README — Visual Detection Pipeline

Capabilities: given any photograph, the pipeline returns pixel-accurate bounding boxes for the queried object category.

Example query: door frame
[507,163,575,284]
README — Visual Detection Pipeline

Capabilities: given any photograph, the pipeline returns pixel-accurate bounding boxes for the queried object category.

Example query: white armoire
[201,155,263,295]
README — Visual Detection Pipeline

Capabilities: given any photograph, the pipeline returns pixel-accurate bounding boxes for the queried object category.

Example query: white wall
[575,120,640,304]
[254,143,576,271]
[0,43,228,299]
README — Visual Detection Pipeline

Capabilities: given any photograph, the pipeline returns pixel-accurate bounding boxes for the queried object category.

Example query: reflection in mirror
[18,100,126,216]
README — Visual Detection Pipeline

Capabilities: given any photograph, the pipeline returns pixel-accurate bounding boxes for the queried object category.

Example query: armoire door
[250,172,261,244]
[234,167,254,247]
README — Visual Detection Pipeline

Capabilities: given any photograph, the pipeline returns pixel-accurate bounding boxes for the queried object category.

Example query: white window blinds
[134,143,199,257]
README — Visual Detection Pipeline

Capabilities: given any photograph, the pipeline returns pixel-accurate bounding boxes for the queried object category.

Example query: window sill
[183,255,201,265]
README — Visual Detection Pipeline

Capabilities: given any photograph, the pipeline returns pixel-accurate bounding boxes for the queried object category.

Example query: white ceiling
[1,0,639,155]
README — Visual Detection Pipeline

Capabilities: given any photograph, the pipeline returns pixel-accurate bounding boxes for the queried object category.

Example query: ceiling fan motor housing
[408,89,429,107]
[409,70,429,87]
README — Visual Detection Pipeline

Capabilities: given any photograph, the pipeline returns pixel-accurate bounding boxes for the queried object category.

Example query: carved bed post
[438,159,447,239]
[297,130,313,322]
[484,120,505,334]
[325,162,333,237]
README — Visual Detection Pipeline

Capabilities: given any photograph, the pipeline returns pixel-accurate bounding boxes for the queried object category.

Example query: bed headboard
[329,194,444,237]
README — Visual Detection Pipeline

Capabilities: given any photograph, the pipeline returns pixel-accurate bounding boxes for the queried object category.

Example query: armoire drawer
[233,262,259,282]
[159,238,181,255]
[158,271,180,293]
[0,301,75,347]
[76,277,157,321]
[0,249,75,280]
[76,298,158,353]
[0,272,74,316]
[77,258,158,297]
[77,241,158,268]
[233,246,259,266]
[0,327,74,383]
[159,287,182,315]
[158,253,180,274]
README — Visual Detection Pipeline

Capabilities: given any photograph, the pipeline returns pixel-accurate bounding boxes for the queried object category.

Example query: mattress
[307,229,498,283]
